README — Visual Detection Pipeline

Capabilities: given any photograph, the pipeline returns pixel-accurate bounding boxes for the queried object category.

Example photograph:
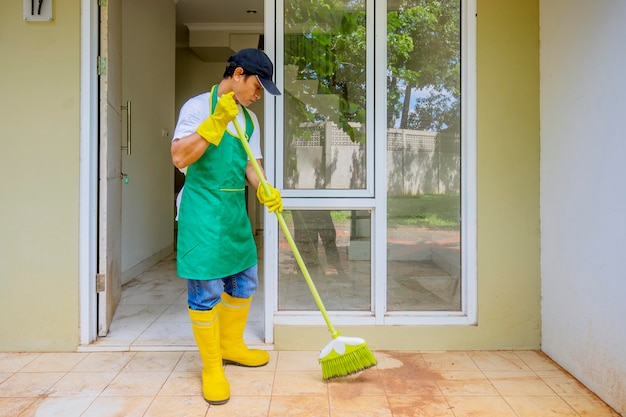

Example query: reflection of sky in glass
[390,81,458,130]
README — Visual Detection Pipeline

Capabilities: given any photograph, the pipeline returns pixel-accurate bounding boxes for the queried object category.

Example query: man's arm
[245,159,265,190]
[171,133,210,169]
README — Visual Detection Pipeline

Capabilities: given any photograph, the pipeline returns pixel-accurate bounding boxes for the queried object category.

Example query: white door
[97,0,123,336]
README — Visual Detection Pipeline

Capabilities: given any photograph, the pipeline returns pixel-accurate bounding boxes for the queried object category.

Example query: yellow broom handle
[232,117,340,339]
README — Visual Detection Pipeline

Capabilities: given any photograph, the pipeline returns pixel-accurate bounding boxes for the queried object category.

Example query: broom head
[318,336,377,380]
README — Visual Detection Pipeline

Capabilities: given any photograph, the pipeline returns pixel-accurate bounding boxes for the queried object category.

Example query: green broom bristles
[319,336,377,380]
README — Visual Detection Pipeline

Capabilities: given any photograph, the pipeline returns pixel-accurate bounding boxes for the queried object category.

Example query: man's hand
[195,91,239,146]
[256,184,283,213]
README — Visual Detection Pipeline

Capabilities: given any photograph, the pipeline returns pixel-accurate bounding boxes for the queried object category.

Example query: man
[171,48,282,405]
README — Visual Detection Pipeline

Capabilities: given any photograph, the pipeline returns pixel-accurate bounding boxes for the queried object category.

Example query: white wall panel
[540,1,626,414]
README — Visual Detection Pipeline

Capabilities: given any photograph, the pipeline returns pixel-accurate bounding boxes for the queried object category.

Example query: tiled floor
[0,350,620,416]
[2,246,620,416]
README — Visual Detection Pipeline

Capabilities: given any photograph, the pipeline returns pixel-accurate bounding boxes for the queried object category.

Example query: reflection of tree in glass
[282,0,461,189]
[387,0,460,133]
[284,0,367,144]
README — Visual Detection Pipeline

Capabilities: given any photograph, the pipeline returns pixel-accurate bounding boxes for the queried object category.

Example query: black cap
[228,48,281,96]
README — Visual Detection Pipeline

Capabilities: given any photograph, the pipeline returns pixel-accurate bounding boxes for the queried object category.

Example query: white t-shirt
[173,91,263,220]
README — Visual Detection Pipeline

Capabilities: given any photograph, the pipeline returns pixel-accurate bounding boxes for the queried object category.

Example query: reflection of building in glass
[286,121,460,195]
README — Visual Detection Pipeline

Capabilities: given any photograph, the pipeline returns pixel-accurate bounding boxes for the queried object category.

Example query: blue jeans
[187,265,258,310]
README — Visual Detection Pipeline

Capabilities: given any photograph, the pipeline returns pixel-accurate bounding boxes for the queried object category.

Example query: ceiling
[176,0,264,26]
[175,0,265,60]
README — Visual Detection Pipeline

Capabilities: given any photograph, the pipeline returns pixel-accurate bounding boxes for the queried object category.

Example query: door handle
[121,101,131,155]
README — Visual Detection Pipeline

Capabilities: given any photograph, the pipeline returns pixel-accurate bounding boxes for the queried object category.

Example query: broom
[232,117,377,380]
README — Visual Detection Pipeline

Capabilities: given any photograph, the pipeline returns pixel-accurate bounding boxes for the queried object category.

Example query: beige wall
[121,0,176,278]
[275,0,542,350]
[175,48,225,114]
[0,0,81,350]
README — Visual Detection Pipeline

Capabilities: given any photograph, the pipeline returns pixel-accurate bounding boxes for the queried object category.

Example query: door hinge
[96,273,106,293]
[98,0,107,6]
[97,56,107,76]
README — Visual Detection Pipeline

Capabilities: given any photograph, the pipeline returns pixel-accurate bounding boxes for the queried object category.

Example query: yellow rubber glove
[256,184,283,213]
[196,91,239,146]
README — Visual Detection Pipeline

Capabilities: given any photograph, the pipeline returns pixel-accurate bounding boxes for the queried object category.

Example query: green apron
[177,85,257,280]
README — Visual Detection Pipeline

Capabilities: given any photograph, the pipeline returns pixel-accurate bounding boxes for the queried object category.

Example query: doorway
[85,0,270,349]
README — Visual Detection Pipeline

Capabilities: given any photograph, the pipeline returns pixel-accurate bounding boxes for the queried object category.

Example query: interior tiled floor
[85,252,265,352]
[0,350,620,416]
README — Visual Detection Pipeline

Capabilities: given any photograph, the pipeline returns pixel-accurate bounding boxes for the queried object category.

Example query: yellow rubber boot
[188,308,230,405]
[217,293,270,367]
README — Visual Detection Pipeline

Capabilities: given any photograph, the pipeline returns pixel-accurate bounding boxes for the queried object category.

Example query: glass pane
[386,0,462,311]
[278,210,371,311]
[283,0,367,190]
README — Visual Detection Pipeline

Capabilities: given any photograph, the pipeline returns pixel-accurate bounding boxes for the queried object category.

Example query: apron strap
[209,85,255,141]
